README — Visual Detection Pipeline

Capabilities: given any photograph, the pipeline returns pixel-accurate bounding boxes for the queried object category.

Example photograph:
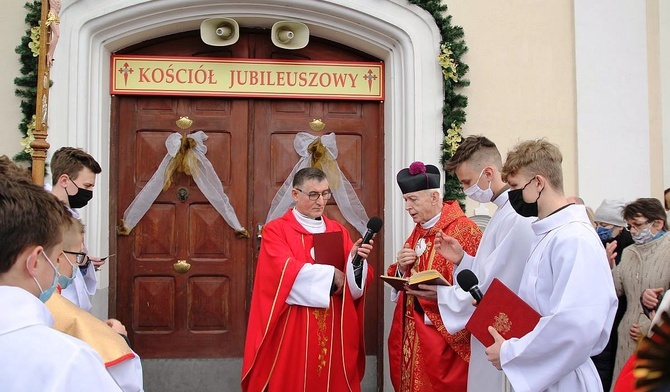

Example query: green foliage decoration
[408,0,469,206]
[14,1,43,166]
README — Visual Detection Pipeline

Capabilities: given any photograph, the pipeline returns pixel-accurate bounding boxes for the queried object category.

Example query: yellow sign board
[111,55,384,101]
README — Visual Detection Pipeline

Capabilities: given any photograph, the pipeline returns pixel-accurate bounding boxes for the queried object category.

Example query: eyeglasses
[63,250,89,266]
[295,188,332,201]
[626,220,650,231]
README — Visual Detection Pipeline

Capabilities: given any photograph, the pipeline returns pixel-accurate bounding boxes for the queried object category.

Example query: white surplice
[500,205,617,392]
[0,286,121,391]
[61,267,97,311]
[61,206,98,311]
[436,191,535,392]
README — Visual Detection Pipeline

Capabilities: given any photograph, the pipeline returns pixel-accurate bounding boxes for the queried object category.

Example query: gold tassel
[116,219,131,236]
[163,135,200,190]
[235,229,251,239]
[307,138,341,190]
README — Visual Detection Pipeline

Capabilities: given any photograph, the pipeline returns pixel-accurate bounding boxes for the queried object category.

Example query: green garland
[409,0,469,206]
[14,1,42,166]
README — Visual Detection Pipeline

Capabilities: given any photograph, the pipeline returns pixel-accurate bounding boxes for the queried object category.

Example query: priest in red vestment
[387,162,482,392]
[242,167,374,392]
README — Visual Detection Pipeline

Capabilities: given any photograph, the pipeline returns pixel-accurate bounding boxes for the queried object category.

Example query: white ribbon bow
[119,131,248,237]
[265,132,369,235]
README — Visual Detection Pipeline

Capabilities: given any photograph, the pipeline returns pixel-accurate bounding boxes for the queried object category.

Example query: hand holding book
[379,269,451,291]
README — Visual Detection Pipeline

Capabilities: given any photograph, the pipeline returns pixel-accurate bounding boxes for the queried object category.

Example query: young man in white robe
[50,147,104,311]
[0,156,120,391]
[485,139,617,392]
[425,135,536,391]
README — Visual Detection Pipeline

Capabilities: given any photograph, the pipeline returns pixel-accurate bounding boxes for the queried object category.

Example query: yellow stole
[46,293,135,366]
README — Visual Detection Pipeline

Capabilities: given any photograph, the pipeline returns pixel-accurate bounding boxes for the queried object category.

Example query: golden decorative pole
[31,0,59,185]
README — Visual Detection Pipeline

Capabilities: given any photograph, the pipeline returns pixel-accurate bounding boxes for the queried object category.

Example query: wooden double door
[111,31,384,359]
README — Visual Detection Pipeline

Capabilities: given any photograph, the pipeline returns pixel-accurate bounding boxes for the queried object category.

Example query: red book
[313,231,345,270]
[466,278,541,347]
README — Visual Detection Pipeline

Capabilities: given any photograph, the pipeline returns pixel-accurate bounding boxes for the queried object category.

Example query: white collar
[421,212,441,229]
[292,208,326,234]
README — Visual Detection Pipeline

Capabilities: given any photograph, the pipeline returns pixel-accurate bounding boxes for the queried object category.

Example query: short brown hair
[50,147,102,185]
[62,216,85,251]
[623,198,668,231]
[292,167,327,188]
[0,156,70,273]
[501,139,564,191]
[445,135,502,173]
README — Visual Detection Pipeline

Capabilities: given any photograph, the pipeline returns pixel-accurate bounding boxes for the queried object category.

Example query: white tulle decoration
[265,132,369,236]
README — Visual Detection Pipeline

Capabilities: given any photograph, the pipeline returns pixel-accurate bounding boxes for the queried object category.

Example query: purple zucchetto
[396,161,441,194]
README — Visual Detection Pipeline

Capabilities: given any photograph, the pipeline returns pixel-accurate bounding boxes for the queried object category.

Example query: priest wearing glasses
[242,167,374,392]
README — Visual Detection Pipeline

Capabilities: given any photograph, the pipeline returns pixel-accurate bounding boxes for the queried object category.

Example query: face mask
[596,226,614,241]
[464,169,493,203]
[66,178,93,209]
[31,252,59,303]
[509,177,540,218]
[57,253,78,290]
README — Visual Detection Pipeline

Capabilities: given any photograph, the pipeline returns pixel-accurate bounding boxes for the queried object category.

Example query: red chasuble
[241,210,373,392]
[387,201,482,392]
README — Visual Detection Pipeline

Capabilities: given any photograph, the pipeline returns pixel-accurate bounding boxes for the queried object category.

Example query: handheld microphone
[352,217,383,267]
[456,269,484,304]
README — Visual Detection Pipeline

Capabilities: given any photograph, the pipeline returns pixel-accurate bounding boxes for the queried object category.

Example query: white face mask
[463,168,493,203]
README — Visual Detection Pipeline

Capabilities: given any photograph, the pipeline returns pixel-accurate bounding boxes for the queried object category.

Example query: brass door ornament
[173,260,191,274]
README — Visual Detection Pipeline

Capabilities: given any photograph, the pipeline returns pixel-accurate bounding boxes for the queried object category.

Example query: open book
[379,269,451,291]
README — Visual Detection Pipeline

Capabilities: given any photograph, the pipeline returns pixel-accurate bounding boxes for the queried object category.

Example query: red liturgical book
[466,278,541,347]
[313,231,345,270]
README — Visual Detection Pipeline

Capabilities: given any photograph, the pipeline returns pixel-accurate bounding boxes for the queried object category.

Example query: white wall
[661,0,670,191]
[0,1,29,160]
[574,0,652,206]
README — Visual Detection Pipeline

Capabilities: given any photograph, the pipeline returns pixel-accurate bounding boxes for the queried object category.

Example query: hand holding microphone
[456,269,484,305]
[352,217,383,267]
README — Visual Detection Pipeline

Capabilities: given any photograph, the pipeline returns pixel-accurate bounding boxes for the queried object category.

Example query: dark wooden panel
[136,97,177,112]
[134,277,175,331]
[134,204,176,258]
[270,133,300,185]
[135,131,174,183]
[187,276,230,332]
[188,204,229,258]
[202,131,232,185]
[332,134,362,187]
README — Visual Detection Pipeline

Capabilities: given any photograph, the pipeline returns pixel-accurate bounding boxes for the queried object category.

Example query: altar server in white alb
[485,139,617,392]
[49,147,103,311]
[430,135,535,392]
[0,156,120,391]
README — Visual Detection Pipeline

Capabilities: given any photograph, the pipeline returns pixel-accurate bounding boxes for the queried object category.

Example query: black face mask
[509,177,540,218]
[66,178,93,209]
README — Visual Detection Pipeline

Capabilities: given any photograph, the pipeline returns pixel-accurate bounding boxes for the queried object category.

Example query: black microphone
[456,269,484,304]
[352,217,383,267]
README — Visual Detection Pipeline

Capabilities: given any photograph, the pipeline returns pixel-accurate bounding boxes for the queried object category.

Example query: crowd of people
[1,136,668,392]
[242,136,669,392]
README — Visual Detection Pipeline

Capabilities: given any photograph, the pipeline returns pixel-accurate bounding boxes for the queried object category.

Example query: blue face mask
[32,252,59,303]
[596,226,614,241]
[57,253,78,290]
